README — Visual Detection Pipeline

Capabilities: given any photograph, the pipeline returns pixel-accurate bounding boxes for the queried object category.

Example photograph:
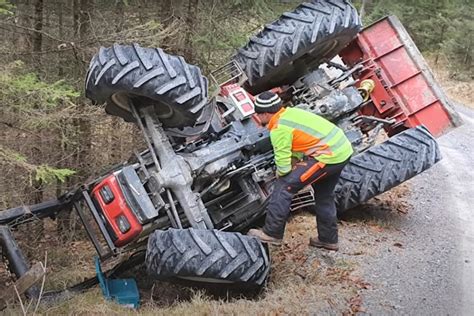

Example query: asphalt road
[361,105,474,315]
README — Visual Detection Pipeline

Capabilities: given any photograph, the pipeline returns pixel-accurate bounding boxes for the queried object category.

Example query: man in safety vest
[248,91,353,251]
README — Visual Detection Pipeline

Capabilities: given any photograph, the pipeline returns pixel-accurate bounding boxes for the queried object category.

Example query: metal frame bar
[0,199,68,226]
[129,102,184,229]
[0,226,39,298]
[73,190,116,260]
[210,60,247,87]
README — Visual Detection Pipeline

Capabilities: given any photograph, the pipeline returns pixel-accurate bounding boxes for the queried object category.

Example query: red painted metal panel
[378,47,420,86]
[405,101,453,135]
[92,175,142,247]
[340,16,461,137]
[359,18,403,58]
[394,75,437,113]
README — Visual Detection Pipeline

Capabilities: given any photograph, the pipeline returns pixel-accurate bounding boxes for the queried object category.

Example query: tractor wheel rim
[111,92,174,119]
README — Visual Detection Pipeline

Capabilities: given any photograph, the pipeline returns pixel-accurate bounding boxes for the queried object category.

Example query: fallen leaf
[311,260,320,270]
[294,268,306,280]
[369,224,384,233]
[345,250,364,256]
[348,275,372,290]
[345,294,365,315]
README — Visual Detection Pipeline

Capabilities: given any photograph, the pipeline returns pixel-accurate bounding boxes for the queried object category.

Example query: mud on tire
[234,0,361,94]
[146,228,270,286]
[85,44,208,128]
[335,126,442,214]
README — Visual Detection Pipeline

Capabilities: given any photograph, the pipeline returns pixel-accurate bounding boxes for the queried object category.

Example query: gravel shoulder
[359,105,474,315]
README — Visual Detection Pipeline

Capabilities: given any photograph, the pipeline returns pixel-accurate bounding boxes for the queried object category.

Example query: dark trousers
[262,158,348,243]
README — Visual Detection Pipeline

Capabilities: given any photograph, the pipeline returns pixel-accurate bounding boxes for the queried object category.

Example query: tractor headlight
[100,185,114,204]
[116,215,131,233]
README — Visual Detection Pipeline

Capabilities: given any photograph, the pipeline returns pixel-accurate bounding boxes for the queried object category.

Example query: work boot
[309,237,339,251]
[247,229,282,245]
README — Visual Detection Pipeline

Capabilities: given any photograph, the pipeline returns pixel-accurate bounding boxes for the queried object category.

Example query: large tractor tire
[335,126,441,214]
[146,228,270,286]
[85,44,208,128]
[234,0,361,94]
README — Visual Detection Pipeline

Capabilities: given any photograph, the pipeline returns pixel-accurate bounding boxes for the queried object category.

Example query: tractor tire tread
[335,126,441,213]
[146,228,269,285]
[85,43,208,127]
[234,0,361,94]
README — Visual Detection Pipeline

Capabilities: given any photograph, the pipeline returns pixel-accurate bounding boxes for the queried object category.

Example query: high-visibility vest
[268,107,353,176]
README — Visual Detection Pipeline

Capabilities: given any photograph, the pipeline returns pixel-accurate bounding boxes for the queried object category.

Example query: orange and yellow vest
[268,107,353,176]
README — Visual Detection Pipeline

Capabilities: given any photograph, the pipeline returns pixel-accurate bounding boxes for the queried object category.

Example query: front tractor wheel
[85,44,209,128]
[145,228,270,287]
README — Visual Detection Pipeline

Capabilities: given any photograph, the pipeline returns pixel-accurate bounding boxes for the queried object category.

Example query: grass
[0,185,413,315]
[3,213,363,315]
[427,56,474,108]
[0,184,414,314]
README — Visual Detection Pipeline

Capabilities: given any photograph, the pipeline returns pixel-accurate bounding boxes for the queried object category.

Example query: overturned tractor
[0,0,460,298]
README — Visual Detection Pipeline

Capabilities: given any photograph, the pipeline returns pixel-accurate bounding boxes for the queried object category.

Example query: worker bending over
[248,91,353,251]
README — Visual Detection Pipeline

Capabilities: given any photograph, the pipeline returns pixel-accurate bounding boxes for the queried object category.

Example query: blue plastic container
[95,257,140,308]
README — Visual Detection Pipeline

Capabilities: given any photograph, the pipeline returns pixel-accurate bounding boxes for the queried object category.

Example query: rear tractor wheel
[234,0,361,94]
[335,126,442,215]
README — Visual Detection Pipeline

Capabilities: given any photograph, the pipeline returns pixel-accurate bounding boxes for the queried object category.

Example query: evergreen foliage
[1,61,79,111]
[0,0,13,15]
[0,146,76,184]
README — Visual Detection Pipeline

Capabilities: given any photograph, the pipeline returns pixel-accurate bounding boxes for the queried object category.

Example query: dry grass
[3,213,366,315]
[427,56,474,108]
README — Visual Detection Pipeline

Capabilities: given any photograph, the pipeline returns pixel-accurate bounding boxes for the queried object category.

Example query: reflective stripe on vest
[278,119,340,142]
[278,118,344,156]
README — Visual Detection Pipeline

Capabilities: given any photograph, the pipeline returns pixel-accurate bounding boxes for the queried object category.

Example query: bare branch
[0,21,65,43]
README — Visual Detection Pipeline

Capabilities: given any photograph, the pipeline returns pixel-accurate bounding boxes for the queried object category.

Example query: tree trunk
[159,0,186,49]
[160,0,173,24]
[435,24,446,65]
[57,1,64,76]
[158,0,175,50]
[78,0,92,40]
[115,0,125,33]
[15,0,32,52]
[136,0,145,24]
[78,0,93,175]
[184,0,199,61]
[73,0,79,36]
[32,0,44,66]
[464,37,472,66]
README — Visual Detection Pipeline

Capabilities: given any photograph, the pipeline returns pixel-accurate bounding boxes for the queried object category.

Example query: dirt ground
[429,58,473,109]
